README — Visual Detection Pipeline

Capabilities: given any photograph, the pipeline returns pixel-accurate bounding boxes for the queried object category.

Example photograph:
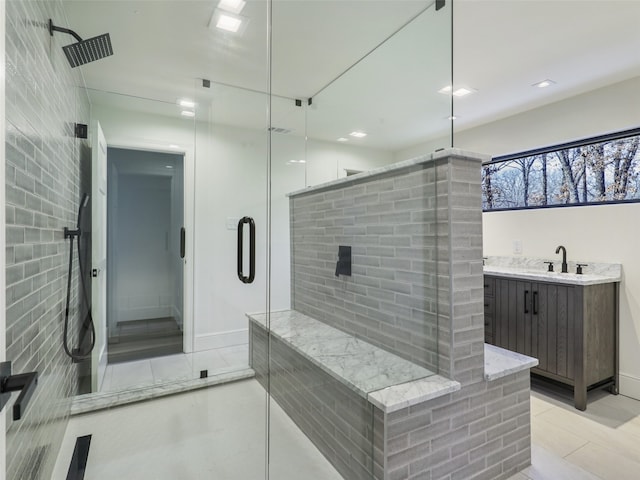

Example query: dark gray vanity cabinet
[484,275,618,410]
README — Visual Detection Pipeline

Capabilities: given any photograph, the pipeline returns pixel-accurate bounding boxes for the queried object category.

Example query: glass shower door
[50,0,274,478]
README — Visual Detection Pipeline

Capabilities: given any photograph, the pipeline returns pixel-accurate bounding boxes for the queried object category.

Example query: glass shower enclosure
[49,1,454,479]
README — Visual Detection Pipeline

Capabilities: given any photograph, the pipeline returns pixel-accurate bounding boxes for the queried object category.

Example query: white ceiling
[62,0,640,151]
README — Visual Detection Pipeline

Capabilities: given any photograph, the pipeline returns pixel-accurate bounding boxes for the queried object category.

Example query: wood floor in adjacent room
[107,317,183,364]
[508,387,640,480]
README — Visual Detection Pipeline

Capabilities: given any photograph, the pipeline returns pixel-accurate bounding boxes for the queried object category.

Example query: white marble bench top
[484,344,539,381]
[248,310,460,413]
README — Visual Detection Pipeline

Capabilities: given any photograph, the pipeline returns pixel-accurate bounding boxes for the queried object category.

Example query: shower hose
[63,197,96,361]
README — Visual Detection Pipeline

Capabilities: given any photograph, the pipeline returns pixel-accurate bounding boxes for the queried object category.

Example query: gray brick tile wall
[291,154,485,385]
[281,152,533,479]
[291,162,445,373]
[5,1,89,478]
[251,323,381,480]
[384,370,531,480]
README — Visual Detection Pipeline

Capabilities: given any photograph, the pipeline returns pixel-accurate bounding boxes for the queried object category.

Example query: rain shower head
[49,19,113,68]
[63,34,113,68]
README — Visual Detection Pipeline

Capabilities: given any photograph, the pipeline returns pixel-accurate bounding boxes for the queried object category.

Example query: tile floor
[77,349,640,480]
[100,344,249,392]
[52,379,343,480]
[507,386,640,480]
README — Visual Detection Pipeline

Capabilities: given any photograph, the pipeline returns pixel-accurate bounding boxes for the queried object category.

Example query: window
[482,128,640,211]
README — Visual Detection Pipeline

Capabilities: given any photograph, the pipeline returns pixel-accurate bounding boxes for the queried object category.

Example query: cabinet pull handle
[533,291,538,315]
[237,216,255,284]
[524,290,529,314]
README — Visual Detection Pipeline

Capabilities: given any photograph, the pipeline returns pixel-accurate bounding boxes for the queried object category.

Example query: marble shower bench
[248,309,537,480]
[260,149,538,479]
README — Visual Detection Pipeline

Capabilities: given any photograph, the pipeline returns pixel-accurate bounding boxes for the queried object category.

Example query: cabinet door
[495,278,532,354]
[484,277,495,344]
[533,283,575,379]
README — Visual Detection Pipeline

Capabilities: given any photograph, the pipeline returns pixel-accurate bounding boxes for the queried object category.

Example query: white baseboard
[173,306,183,329]
[194,329,248,351]
[117,306,173,322]
[619,373,640,401]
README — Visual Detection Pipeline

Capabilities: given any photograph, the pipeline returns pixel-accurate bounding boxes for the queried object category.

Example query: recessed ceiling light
[438,85,477,97]
[337,138,348,142]
[165,165,174,169]
[447,115,458,121]
[452,88,474,97]
[218,0,246,14]
[178,99,195,108]
[181,110,195,117]
[349,131,367,138]
[287,160,306,165]
[216,14,242,32]
[533,79,556,88]
[169,144,181,149]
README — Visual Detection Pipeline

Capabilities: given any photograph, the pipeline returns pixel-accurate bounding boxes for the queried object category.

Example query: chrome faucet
[555,245,568,273]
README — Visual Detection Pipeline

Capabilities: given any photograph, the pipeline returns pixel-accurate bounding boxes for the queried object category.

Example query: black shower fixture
[62,193,95,362]
[49,19,113,68]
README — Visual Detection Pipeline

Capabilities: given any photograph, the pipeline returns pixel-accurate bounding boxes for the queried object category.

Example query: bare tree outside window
[482,130,640,211]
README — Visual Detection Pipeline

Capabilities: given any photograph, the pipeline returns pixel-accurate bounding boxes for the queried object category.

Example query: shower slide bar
[237,216,255,284]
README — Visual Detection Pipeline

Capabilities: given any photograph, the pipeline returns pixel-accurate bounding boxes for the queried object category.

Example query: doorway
[106,148,185,366]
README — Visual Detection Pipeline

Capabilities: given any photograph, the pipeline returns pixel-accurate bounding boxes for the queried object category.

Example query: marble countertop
[248,310,436,396]
[248,310,461,412]
[367,376,460,413]
[484,344,538,381]
[484,256,621,285]
[249,310,542,411]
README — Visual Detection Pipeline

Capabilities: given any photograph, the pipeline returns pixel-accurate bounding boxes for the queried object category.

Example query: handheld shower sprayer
[63,193,95,362]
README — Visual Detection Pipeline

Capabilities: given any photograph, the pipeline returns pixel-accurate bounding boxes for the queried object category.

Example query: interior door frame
[103,142,195,355]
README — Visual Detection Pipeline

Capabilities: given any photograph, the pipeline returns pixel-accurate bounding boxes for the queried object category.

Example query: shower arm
[49,19,83,43]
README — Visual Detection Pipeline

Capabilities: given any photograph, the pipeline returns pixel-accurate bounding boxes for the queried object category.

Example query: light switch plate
[226,217,239,230]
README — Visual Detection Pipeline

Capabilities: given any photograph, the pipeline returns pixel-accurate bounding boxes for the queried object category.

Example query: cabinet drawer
[484,278,495,297]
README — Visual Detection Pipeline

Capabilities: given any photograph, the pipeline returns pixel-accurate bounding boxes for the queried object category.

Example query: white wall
[395,76,640,161]
[306,139,393,186]
[192,123,392,350]
[92,103,392,352]
[396,77,640,399]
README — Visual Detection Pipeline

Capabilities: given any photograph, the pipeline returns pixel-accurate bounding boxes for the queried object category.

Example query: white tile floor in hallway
[53,379,344,480]
[507,386,640,480]
[100,344,249,392]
